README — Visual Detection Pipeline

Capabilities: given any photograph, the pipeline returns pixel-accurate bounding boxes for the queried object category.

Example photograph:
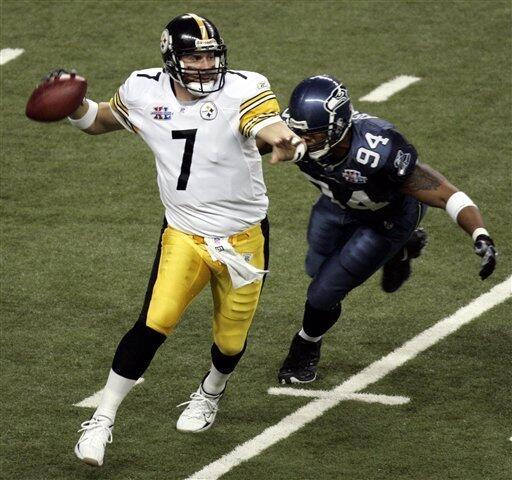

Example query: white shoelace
[78,417,113,444]
[177,392,219,419]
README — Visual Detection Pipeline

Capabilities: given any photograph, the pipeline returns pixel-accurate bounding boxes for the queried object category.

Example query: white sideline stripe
[73,377,145,408]
[186,276,511,480]
[359,75,420,102]
[268,388,410,405]
[0,48,25,66]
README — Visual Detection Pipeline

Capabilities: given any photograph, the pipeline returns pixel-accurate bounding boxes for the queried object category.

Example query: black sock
[112,322,166,380]
[210,341,247,374]
[302,300,341,338]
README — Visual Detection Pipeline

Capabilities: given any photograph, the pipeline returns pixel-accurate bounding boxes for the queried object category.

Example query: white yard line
[187,276,511,480]
[268,388,410,405]
[74,377,145,408]
[359,75,420,102]
[0,48,24,66]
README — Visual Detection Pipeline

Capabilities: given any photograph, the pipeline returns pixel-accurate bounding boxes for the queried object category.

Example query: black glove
[474,234,497,280]
[42,68,76,82]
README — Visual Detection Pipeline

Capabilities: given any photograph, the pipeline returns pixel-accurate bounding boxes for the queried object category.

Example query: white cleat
[176,386,223,433]
[74,416,113,467]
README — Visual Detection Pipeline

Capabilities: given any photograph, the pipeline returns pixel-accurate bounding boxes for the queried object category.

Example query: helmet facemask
[314,111,353,164]
[286,110,352,166]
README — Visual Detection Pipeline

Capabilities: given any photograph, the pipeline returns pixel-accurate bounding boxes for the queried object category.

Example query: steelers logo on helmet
[160,29,170,54]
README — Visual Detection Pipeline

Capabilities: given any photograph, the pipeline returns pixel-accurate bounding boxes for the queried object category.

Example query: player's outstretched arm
[400,163,497,279]
[255,121,306,164]
[255,137,272,156]
[69,100,124,135]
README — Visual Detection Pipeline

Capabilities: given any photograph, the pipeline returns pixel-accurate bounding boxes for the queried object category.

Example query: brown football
[25,73,87,122]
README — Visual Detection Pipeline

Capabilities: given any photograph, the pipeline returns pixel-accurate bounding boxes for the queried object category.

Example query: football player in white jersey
[54,13,305,467]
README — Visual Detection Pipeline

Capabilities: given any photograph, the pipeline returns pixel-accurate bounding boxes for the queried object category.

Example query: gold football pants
[141,220,269,356]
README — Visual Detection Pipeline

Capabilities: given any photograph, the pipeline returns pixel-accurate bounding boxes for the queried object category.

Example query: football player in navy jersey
[269,75,497,384]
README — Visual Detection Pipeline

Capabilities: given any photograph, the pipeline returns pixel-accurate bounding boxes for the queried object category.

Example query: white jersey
[109,68,281,236]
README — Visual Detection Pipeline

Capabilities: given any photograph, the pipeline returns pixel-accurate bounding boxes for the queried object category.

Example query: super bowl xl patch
[152,106,172,120]
[342,169,368,184]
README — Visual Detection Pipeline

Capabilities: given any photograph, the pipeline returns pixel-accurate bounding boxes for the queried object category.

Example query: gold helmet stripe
[188,13,209,40]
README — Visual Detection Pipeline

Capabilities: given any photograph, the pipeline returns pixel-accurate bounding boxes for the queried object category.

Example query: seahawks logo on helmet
[324,85,350,113]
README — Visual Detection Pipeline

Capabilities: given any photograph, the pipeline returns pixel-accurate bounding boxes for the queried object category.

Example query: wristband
[445,191,476,223]
[291,137,306,162]
[68,99,98,130]
[250,115,282,138]
[472,227,490,242]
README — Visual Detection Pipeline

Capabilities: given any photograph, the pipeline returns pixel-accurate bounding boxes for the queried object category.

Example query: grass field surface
[1,1,511,479]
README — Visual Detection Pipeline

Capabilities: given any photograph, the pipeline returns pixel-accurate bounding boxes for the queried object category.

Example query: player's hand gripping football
[26,69,87,122]
[269,135,307,164]
[473,234,497,280]
[43,68,73,81]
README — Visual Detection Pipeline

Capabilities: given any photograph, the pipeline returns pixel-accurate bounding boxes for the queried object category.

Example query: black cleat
[381,228,428,293]
[277,333,322,384]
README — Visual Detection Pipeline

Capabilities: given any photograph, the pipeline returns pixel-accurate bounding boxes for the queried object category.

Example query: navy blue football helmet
[284,75,353,163]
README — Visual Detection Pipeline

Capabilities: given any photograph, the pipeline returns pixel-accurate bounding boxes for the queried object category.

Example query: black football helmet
[160,13,227,97]
[283,75,353,164]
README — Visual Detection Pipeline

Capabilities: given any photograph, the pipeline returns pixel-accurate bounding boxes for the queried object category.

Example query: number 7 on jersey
[172,129,197,190]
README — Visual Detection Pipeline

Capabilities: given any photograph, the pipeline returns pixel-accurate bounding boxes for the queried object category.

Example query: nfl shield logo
[394,150,411,176]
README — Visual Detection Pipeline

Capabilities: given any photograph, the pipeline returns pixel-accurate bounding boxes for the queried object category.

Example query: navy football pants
[306,195,426,310]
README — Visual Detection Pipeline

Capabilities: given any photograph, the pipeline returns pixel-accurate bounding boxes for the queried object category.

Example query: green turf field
[1,1,511,479]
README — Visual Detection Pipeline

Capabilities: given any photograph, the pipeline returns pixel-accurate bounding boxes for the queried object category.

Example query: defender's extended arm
[400,163,497,280]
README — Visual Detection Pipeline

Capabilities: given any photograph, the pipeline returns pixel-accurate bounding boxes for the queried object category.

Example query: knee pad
[307,266,355,311]
[305,248,326,278]
[213,331,247,357]
[145,298,184,337]
[339,229,393,279]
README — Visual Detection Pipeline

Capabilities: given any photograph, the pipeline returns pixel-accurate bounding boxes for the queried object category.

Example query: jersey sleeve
[238,74,281,138]
[383,129,418,183]
[109,73,141,134]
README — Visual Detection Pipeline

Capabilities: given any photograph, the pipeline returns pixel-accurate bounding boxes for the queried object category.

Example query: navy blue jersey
[297,112,418,219]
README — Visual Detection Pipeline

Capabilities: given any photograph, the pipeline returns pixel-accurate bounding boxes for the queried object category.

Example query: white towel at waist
[204,236,268,289]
